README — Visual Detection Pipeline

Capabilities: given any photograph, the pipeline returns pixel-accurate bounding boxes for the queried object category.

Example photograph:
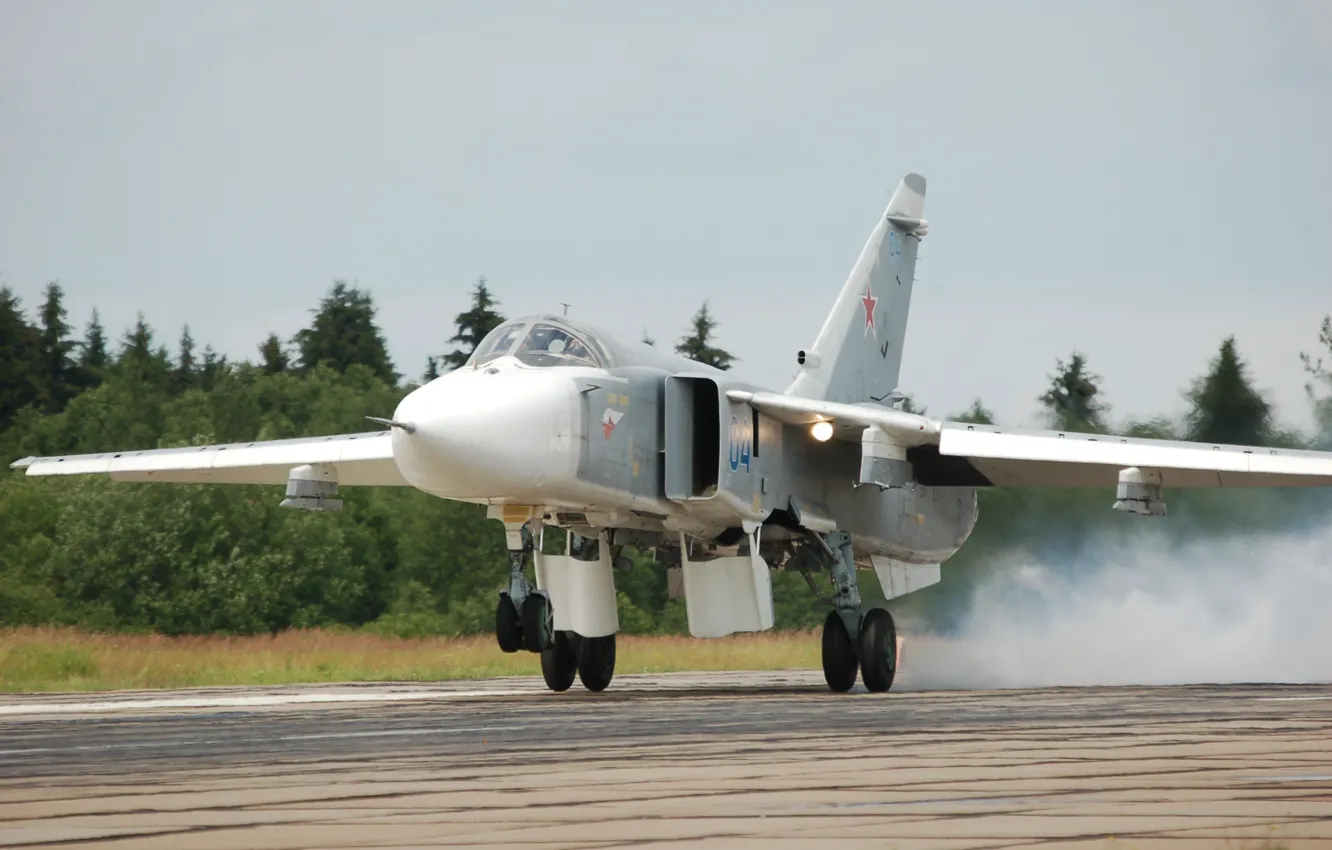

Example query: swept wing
[9,431,408,487]
[730,390,1332,490]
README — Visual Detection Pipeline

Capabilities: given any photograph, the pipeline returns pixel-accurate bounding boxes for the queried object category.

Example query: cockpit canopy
[471,318,611,369]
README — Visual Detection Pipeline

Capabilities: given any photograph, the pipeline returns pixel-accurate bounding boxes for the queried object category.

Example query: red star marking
[861,281,878,336]
[601,408,624,439]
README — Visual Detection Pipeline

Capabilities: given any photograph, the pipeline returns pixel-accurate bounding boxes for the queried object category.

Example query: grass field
[0,627,823,693]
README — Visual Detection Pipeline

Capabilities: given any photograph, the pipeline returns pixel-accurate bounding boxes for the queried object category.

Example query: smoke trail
[900,522,1332,689]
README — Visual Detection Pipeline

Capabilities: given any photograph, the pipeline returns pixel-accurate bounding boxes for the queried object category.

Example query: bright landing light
[810,421,835,442]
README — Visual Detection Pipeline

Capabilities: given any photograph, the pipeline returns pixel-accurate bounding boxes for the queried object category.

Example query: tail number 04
[729,415,752,473]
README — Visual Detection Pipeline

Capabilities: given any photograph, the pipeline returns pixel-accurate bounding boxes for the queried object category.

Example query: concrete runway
[2,671,1331,849]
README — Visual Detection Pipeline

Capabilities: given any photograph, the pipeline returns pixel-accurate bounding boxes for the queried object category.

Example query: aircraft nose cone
[390,368,578,499]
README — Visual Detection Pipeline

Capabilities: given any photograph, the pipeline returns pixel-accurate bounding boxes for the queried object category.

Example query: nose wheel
[496,593,522,653]
[521,592,554,653]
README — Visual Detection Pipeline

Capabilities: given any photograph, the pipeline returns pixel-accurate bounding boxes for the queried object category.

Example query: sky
[2,0,1330,431]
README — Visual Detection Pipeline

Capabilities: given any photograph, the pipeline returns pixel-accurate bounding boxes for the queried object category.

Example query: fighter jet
[14,173,1332,695]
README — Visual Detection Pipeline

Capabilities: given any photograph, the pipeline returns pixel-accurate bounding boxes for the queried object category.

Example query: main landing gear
[494,525,617,693]
[816,530,898,694]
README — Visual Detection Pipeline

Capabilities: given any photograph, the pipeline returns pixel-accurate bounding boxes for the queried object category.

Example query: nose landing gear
[493,520,619,693]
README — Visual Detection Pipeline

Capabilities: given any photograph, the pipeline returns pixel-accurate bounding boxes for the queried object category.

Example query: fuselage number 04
[729,414,752,473]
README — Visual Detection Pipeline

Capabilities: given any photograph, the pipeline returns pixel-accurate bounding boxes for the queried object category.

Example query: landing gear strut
[496,526,544,653]
[816,530,897,694]
[493,521,618,693]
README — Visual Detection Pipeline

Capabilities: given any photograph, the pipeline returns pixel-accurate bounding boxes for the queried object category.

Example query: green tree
[1185,335,1273,446]
[1039,352,1107,433]
[642,329,656,347]
[294,282,397,385]
[1301,315,1332,448]
[258,333,290,375]
[78,309,109,390]
[171,325,197,395]
[952,398,995,424]
[896,394,927,415]
[441,277,504,370]
[675,301,736,370]
[118,314,171,387]
[198,346,229,392]
[0,287,42,430]
[423,357,440,382]
[37,282,78,413]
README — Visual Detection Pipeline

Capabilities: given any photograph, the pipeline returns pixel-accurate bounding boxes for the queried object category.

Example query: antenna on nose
[561,302,570,316]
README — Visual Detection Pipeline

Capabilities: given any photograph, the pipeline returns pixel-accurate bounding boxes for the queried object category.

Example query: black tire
[521,592,553,653]
[577,634,616,692]
[821,610,859,693]
[540,631,578,692]
[859,607,898,693]
[496,593,522,653]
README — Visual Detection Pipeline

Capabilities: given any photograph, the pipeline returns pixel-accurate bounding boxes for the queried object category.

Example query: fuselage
[390,314,977,565]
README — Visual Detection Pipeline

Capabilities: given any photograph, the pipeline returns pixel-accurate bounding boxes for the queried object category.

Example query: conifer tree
[295,281,397,385]
[675,301,735,370]
[0,287,41,429]
[441,277,504,370]
[1185,335,1272,446]
[1039,352,1107,433]
[1302,315,1332,448]
[258,333,290,375]
[118,314,171,386]
[199,346,229,391]
[952,398,995,425]
[37,282,78,413]
[79,313,109,386]
[172,325,197,395]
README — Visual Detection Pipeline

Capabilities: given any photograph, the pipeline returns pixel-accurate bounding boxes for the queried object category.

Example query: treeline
[1,277,1330,637]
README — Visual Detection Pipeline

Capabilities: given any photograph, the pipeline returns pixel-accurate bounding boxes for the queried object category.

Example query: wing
[9,431,409,487]
[730,390,1332,489]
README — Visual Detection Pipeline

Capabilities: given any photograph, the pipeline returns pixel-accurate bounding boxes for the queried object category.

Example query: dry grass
[0,627,822,693]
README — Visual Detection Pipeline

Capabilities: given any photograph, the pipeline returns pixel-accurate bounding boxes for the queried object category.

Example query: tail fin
[785,173,927,404]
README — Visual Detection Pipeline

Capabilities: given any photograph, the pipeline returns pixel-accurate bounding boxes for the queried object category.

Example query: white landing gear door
[534,531,619,638]
[870,555,941,600]
[680,528,774,638]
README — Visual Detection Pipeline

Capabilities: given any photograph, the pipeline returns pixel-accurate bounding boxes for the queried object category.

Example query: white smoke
[900,521,1332,689]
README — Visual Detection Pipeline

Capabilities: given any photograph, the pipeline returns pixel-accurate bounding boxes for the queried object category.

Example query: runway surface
[2,670,1331,849]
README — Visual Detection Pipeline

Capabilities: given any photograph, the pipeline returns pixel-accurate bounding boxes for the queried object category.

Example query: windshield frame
[469,318,611,370]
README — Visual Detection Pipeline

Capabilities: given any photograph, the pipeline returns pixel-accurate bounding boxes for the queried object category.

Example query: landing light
[810,421,834,442]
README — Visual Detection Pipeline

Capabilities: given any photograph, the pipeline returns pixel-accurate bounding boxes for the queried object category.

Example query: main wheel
[521,592,553,653]
[540,631,578,692]
[496,593,522,653]
[577,634,616,692]
[858,607,898,693]
[821,610,859,692]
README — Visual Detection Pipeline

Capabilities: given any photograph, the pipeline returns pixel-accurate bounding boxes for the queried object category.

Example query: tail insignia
[861,281,879,337]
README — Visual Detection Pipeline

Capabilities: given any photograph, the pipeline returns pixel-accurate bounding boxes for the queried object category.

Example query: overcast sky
[2,1,1329,430]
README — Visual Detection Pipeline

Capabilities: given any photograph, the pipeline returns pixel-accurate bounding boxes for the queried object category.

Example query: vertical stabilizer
[786,173,927,404]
